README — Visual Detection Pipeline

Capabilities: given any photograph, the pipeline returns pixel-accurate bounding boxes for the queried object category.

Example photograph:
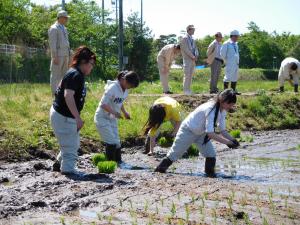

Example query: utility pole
[140,0,143,31]
[102,0,106,73]
[62,0,65,10]
[118,0,124,71]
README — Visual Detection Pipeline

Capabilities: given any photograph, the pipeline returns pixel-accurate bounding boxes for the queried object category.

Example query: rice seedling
[97,212,102,220]
[155,204,159,214]
[243,213,252,225]
[60,216,66,225]
[97,161,117,174]
[203,191,208,200]
[230,129,241,138]
[262,217,269,225]
[185,204,190,221]
[170,201,176,217]
[177,192,181,201]
[187,144,199,157]
[211,208,217,225]
[144,200,149,212]
[91,153,107,166]
[160,197,164,207]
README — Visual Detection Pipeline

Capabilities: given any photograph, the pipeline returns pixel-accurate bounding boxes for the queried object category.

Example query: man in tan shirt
[180,25,199,95]
[48,10,71,95]
[206,32,223,94]
[157,44,181,94]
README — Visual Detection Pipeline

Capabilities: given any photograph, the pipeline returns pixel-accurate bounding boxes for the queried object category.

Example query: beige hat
[186,25,195,31]
[57,10,70,18]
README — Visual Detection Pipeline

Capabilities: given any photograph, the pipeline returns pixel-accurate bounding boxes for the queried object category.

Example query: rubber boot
[52,160,61,172]
[279,86,284,92]
[294,84,298,93]
[224,82,229,90]
[231,82,241,95]
[115,147,122,163]
[143,136,150,154]
[105,144,116,161]
[154,157,173,173]
[205,157,216,178]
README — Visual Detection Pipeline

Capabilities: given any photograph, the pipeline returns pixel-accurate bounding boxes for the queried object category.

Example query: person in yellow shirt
[143,96,182,155]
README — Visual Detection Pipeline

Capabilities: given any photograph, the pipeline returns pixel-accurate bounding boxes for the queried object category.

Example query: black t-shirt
[53,67,86,118]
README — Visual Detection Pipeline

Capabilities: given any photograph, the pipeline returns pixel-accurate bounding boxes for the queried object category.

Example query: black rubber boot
[294,84,298,93]
[52,160,61,172]
[143,136,150,154]
[205,157,216,178]
[231,82,241,95]
[154,157,173,173]
[115,147,122,163]
[105,144,117,161]
[279,86,284,92]
[224,82,229,90]
[231,82,236,91]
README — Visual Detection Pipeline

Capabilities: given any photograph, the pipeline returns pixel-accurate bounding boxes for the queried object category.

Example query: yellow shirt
[149,96,182,137]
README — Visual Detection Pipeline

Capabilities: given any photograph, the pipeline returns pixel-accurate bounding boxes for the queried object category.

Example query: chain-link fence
[0,44,50,83]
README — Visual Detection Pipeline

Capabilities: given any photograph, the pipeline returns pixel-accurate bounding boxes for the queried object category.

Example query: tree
[124,12,155,80]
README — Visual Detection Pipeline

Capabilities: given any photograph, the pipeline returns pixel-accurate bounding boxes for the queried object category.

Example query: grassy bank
[0,75,299,161]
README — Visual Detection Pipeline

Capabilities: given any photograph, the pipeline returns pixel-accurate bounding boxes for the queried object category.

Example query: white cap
[57,10,70,18]
[230,30,240,36]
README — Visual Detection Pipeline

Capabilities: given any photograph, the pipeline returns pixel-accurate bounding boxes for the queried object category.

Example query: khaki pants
[158,60,170,92]
[50,106,80,173]
[210,59,222,92]
[167,125,216,162]
[50,56,69,95]
[183,59,195,93]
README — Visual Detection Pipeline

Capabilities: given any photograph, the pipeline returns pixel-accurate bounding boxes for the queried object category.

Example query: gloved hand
[227,139,240,149]
[232,139,240,147]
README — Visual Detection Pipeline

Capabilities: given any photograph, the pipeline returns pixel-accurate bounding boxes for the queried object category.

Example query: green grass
[0,69,299,159]
[91,153,107,166]
[97,161,117,174]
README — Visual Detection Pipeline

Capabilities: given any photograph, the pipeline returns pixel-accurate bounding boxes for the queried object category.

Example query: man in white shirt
[157,44,181,94]
[221,30,240,94]
[278,57,300,93]
[180,25,199,95]
[207,32,223,94]
[48,10,71,95]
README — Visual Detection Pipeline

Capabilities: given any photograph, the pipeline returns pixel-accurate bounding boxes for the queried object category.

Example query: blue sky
[32,0,300,38]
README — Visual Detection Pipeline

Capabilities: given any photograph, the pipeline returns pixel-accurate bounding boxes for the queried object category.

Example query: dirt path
[1,130,300,225]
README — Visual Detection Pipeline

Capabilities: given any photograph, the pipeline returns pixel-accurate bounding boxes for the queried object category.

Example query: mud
[1,129,300,225]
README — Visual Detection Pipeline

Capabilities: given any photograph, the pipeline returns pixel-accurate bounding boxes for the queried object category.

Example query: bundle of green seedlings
[91,153,117,174]
[230,129,254,142]
[158,136,199,157]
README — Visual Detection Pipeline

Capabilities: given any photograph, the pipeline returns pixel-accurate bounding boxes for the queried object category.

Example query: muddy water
[1,130,300,225]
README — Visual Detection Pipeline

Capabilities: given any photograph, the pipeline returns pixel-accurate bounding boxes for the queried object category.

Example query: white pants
[95,116,121,148]
[224,63,239,82]
[183,59,195,92]
[50,56,69,95]
[167,125,216,162]
[50,106,80,173]
[278,68,299,87]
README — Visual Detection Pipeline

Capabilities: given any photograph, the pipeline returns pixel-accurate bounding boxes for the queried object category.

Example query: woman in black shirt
[50,46,96,175]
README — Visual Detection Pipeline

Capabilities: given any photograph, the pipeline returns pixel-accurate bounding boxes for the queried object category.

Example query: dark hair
[174,44,180,50]
[70,46,96,68]
[203,89,237,144]
[215,32,222,38]
[217,89,237,104]
[143,104,166,135]
[291,62,298,71]
[117,70,140,88]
